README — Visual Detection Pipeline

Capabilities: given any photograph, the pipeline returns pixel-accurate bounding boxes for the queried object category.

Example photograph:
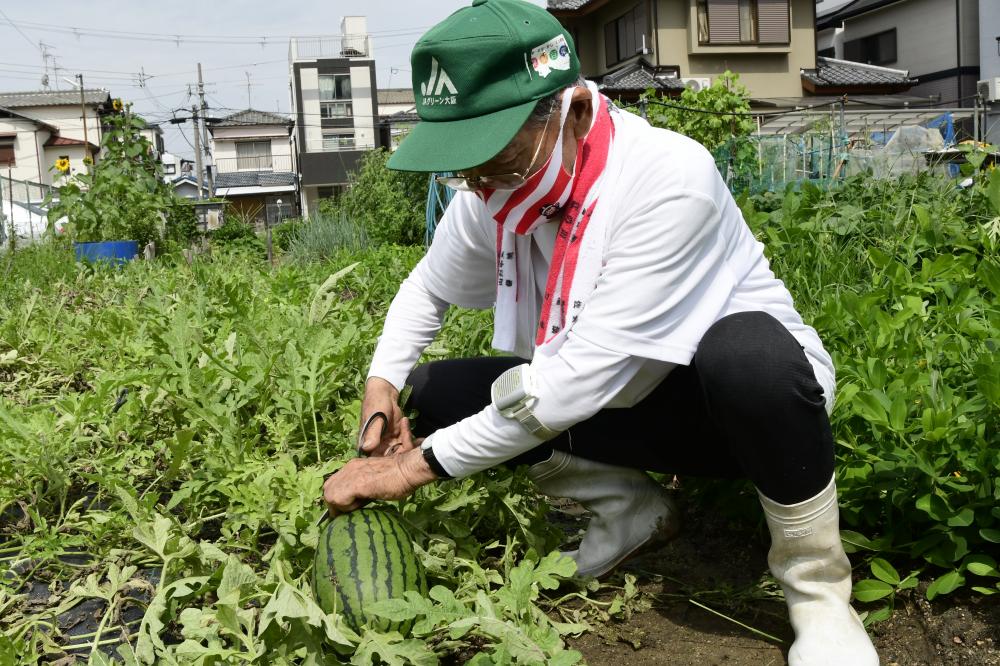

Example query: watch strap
[421,444,453,479]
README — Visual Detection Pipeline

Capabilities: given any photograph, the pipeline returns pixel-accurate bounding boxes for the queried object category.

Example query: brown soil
[559,491,1000,666]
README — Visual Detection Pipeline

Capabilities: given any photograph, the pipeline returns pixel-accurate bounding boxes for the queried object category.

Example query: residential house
[209,109,297,226]
[289,16,387,217]
[378,88,417,151]
[0,89,113,242]
[0,89,110,185]
[548,0,820,100]
[816,0,981,105]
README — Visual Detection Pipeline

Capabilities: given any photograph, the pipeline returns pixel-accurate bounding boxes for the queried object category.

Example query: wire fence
[0,174,54,248]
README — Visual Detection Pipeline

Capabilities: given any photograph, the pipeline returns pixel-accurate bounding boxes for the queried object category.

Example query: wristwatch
[421,440,453,479]
[491,363,562,440]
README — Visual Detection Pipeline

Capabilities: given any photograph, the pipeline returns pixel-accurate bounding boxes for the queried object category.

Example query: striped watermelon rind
[313,507,427,635]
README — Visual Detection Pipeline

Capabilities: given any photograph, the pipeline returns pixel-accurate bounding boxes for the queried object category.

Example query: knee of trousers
[404,363,432,410]
[694,311,825,415]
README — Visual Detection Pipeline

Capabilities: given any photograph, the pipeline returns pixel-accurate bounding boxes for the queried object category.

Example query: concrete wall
[981,0,1000,143]
[835,0,973,78]
[561,0,816,99]
[13,104,104,146]
[298,66,324,153]
[0,117,47,184]
[350,65,375,148]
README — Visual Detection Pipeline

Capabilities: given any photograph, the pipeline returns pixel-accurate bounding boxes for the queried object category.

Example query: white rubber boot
[528,450,680,578]
[758,475,880,666]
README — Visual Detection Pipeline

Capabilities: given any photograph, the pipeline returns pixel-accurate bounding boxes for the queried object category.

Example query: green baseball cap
[387,0,580,172]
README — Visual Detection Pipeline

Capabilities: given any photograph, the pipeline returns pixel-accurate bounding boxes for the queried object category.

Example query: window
[163,163,177,175]
[320,74,353,119]
[843,29,897,66]
[236,141,272,170]
[818,46,836,58]
[697,0,789,45]
[604,3,650,67]
[0,136,14,166]
[322,131,356,152]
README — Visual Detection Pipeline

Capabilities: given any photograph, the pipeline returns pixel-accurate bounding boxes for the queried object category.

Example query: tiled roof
[213,171,296,189]
[377,88,414,105]
[0,89,110,108]
[547,0,596,10]
[44,135,97,148]
[598,59,686,93]
[213,109,293,127]
[801,57,917,90]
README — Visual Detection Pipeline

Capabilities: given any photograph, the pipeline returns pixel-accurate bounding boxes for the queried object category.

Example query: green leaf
[980,528,1000,543]
[367,598,419,623]
[915,493,951,521]
[853,579,894,602]
[926,570,965,600]
[963,554,1000,578]
[986,165,1000,214]
[870,558,900,586]
[351,629,438,666]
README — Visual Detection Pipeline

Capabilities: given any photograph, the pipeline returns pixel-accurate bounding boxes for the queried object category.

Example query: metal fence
[215,155,294,174]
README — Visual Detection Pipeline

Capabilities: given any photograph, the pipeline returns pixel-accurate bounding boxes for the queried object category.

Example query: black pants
[406,311,834,505]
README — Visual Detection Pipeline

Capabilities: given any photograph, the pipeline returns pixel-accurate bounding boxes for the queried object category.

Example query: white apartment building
[289,16,389,217]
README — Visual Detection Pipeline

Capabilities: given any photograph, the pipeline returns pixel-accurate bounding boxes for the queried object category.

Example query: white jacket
[368,110,835,478]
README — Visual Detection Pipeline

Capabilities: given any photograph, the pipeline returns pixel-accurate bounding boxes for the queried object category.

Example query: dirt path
[561,493,1000,666]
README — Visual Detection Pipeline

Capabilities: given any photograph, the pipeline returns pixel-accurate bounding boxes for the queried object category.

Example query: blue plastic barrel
[74,241,139,266]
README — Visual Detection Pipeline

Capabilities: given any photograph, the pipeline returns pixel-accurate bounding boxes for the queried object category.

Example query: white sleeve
[427,334,673,477]
[367,191,497,389]
[367,265,450,391]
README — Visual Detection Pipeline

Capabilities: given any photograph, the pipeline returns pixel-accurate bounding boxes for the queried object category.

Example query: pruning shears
[316,411,388,526]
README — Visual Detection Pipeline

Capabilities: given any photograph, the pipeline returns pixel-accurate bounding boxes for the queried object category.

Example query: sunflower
[111,98,124,112]
[55,158,71,173]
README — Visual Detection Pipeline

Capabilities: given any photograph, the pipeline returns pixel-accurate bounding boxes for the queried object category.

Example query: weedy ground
[0,170,999,665]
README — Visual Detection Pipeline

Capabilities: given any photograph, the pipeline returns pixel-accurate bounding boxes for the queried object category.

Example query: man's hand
[323,446,437,516]
[359,377,417,457]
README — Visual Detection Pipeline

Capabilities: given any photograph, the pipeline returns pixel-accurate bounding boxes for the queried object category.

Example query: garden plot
[1,170,999,664]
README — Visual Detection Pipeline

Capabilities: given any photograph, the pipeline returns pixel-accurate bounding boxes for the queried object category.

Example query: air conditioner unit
[977,77,1000,102]
[680,77,711,92]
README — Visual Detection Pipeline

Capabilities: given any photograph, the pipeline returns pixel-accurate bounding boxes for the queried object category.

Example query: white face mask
[479,86,577,236]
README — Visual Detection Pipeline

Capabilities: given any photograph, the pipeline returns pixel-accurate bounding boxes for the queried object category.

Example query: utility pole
[77,74,91,167]
[197,63,215,196]
[192,104,205,200]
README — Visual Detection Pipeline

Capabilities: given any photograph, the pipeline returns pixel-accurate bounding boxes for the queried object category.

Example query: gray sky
[0,1,544,158]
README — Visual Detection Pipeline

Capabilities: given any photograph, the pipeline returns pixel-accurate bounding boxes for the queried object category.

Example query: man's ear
[568,86,594,141]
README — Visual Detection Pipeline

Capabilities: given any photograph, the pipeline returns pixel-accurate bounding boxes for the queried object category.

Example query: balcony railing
[289,35,370,61]
[215,155,293,174]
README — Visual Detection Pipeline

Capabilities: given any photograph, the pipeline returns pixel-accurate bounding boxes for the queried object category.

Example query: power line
[0,8,40,52]
[0,16,430,46]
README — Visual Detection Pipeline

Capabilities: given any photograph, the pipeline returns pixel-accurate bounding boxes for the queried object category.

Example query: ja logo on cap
[530,35,570,78]
[421,57,458,106]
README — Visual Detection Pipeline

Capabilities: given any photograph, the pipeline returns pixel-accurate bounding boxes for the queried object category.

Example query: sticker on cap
[530,35,571,78]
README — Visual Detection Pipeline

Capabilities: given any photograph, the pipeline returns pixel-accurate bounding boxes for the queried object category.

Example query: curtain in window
[236,141,272,170]
[739,0,757,43]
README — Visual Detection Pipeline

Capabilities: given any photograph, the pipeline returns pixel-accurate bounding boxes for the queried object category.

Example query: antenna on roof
[245,72,253,109]
[39,42,53,90]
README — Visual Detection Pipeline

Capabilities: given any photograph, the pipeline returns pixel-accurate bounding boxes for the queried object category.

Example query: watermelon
[313,507,426,634]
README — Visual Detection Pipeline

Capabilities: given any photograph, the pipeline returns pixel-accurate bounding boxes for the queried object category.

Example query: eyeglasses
[436,99,558,192]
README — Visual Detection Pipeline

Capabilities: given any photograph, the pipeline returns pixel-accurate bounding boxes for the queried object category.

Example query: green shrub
[48,111,184,248]
[322,149,427,246]
[271,217,302,252]
[210,219,265,257]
